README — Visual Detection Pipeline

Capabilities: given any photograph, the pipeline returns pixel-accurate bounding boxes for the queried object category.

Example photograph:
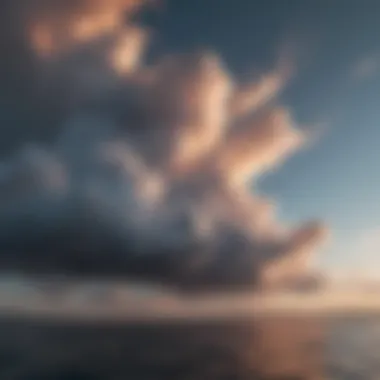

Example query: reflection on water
[328,318,380,380]
[254,317,326,379]
[0,314,379,379]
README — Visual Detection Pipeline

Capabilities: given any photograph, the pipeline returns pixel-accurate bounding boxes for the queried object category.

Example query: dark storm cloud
[0,0,327,292]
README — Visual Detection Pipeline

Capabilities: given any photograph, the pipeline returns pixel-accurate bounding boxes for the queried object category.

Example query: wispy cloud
[350,54,380,81]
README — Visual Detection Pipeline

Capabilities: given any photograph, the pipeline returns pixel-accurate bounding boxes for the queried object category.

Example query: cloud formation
[350,54,380,81]
[0,0,327,292]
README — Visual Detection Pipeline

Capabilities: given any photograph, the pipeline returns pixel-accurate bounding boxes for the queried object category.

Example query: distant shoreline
[1,291,380,323]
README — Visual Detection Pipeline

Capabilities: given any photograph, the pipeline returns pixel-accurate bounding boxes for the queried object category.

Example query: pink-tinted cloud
[0,0,327,293]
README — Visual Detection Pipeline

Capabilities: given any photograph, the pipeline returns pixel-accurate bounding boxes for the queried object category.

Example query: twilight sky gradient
[139,0,380,273]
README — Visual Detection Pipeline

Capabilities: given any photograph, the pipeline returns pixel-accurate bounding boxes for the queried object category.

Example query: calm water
[0,314,379,379]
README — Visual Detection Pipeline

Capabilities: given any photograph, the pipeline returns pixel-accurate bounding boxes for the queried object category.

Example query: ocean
[0,313,379,379]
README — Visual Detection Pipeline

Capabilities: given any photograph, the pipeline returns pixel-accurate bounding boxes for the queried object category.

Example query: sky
[137,0,380,274]
[0,0,378,287]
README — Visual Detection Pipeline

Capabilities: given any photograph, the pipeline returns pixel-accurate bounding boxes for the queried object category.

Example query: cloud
[27,0,147,55]
[350,54,380,81]
[0,0,327,293]
[214,107,304,186]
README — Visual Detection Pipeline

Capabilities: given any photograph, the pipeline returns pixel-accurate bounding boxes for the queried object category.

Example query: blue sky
[141,0,380,273]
